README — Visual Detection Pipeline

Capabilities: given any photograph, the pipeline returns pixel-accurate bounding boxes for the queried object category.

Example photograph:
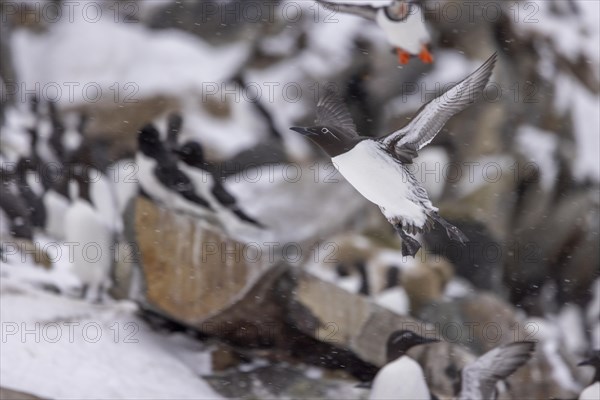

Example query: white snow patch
[177,96,270,161]
[443,277,475,299]
[374,287,410,315]
[0,280,220,399]
[514,0,599,65]
[557,304,588,356]
[11,15,250,104]
[554,73,600,182]
[530,317,582,392]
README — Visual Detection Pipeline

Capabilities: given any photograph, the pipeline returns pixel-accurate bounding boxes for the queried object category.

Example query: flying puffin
[316,0,433,65]
[291,53,497,257]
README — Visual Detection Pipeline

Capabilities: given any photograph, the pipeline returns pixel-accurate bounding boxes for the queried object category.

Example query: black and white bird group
[1,101,265,298]
[1,98,116,301]
[135,116,264,237]
[1,98,86,241]
[366,330,535,400]
[364,330,600,399]
[292,53,497,257]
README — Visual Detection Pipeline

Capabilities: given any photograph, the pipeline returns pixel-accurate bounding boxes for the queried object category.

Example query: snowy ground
[0,256,220,399]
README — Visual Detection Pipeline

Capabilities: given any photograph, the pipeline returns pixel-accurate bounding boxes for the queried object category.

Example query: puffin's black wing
[459,341,535,400]
[316,0,379,20]
[380,53,497,158]
[316,89,358,137]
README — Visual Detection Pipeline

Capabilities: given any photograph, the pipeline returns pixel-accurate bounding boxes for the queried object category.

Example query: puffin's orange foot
[396,48,411,65]
[418,46,434,64]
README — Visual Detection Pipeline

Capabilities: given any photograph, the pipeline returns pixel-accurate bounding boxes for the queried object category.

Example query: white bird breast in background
[376,7,429,53]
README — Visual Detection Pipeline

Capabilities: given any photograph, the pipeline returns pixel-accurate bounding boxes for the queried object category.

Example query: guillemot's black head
[578,350,600,382]
[175,142,205,168]
[385,330,439,362]
[290,126,363,157]
[137,124,165,159]
[68,165,92,204]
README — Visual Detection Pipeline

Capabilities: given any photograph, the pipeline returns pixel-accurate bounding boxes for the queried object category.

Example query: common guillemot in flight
[291,53,497,257]
[316,0,433,64]
[369,330,439,399]
[456,341,535,400]
[578,350,600,400]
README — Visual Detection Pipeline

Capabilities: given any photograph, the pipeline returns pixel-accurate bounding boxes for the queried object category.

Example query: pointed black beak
[290,127,312,136]
[355,381,372,389]
[421,337,440,345]
[578,359,592,367]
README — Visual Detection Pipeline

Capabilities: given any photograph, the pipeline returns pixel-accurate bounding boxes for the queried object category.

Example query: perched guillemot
[316,0,433,64]
[174,141,264,229]
[457,341,535,400]
[44,100,67,163]
[65,166,114,302]
[136,124,215,218]
[15,157,46,229]
[290,53,497,257]
[0,173,33,240]
[578,350,600,400]
[369,330,439,399]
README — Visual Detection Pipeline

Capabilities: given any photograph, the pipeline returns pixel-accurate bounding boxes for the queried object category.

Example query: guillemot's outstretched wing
[316,89,359,136]
[459,341,535,400]
[380,53,497,157]
[315,0,379,21]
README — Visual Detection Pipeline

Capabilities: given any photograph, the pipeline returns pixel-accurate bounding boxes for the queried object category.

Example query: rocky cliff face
[1,0,598,399]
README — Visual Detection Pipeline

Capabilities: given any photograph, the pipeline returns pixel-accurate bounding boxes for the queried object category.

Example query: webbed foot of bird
[431,214,468,244]
[394,224,422,257]
[401,236,421,257]
[418,45,434,64]
[396,48,411,65]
